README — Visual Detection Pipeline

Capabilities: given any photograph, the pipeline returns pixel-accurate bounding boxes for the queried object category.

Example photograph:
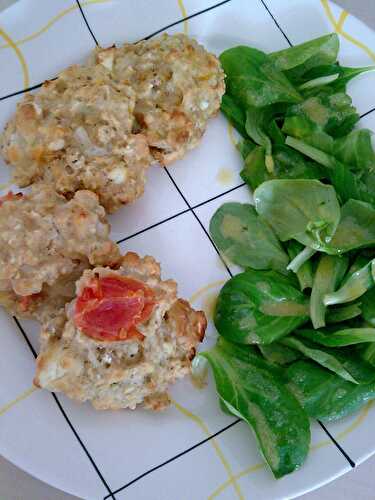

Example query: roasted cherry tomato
[74,275,155,341]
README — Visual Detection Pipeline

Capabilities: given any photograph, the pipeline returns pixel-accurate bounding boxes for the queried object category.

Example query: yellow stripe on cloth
[0,0,111,50]
[212,401,375,498]
[177,0,189,36]
[208,462,264,500]
[321,0,375,62]
[0,386,37,417]
[0,26,30,89]
[171,399,244,500]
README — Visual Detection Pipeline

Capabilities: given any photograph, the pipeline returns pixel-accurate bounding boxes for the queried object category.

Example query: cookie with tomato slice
[35,252,207,411]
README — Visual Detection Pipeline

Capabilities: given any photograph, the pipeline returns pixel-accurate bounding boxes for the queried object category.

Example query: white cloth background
[0,0,374,499]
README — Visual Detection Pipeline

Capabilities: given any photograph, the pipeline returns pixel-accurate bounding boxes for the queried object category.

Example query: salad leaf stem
[324,260,375,306]
[297,328,375,347]
[286,241,314,290]
[310,254,349,328]
[285,135,333,167]
[287,246,316,273]
[299,73,339,90]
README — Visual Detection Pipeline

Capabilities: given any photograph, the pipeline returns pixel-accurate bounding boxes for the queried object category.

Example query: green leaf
[310,254,349,328]
[285,136,375,205]
[326,303,362,324]
[209,202,289,273]
[201,339,311,478]
[297,327,375,347]
[254,179,341,251]
[329,200,375,253]
[331,347,375,384]
[214,270,309,345]
[324,259,375,306]
[240,145,324,191]
[219,398,235,416]
[281,336,358,383]
[346,255,372,278]
[329,65,375,91]
[282,92,359,140]
[269,34,339,80]
[334,129,375,172]
[221,94,247,138]
[258,343,302,365]
[240,146,268,189]
[220,46,302,108]
[245,108,274,172]
[285,134,336,166]
[362,288,375,326]
[286,241,314,290]
[268,119,285,145]
[292,340,375,384]
[286,360,375,422]
[361,342,375,367]
[301,64,375,92]
[237,138,256,160]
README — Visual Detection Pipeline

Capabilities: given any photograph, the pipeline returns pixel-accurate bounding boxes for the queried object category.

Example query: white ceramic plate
[0,1,375,499]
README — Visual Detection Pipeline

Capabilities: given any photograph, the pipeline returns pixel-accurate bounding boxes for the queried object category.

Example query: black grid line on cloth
[115,181,246,245]
[259,0,292,47]
[360,106,375,119]
[193,181,247,209]
[12,317,117,499]
[163,167,233,278]
[141,0,232,41]
[0,0,231,101]
[317,421,356,468]
[116,207,190,244]
[76,0,99,46]
[103,418,241,499]
[0,82,43,102]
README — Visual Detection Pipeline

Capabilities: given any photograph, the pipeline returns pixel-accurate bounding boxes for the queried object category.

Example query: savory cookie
[93,34,225,165]
[1,34,224,210]
[0,63,151,213]
[35,252,207,410]
[0,184,120,333]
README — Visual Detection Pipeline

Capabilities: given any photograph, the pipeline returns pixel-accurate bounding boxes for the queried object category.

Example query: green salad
[194,33,375,479]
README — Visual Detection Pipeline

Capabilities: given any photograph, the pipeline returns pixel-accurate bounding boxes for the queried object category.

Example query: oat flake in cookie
[0,184,120,334]
[93,33,225,165]
[0,63,151,213]
[35,252,207,411]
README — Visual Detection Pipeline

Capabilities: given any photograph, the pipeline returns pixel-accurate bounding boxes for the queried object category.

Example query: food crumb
[216,167,235,186]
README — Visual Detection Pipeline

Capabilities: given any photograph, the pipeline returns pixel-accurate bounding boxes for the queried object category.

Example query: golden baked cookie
[1,34,224,212]
[1,64,151,213]
[35,252,207,410]
[93,34,225,165]
[0,184,120,333]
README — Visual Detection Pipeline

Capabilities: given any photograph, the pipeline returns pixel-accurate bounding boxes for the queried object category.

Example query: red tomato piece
[74,275,155,342]
[0,191,23,207]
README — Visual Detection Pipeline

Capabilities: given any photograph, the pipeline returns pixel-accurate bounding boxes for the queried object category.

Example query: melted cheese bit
[108,166,128,184]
